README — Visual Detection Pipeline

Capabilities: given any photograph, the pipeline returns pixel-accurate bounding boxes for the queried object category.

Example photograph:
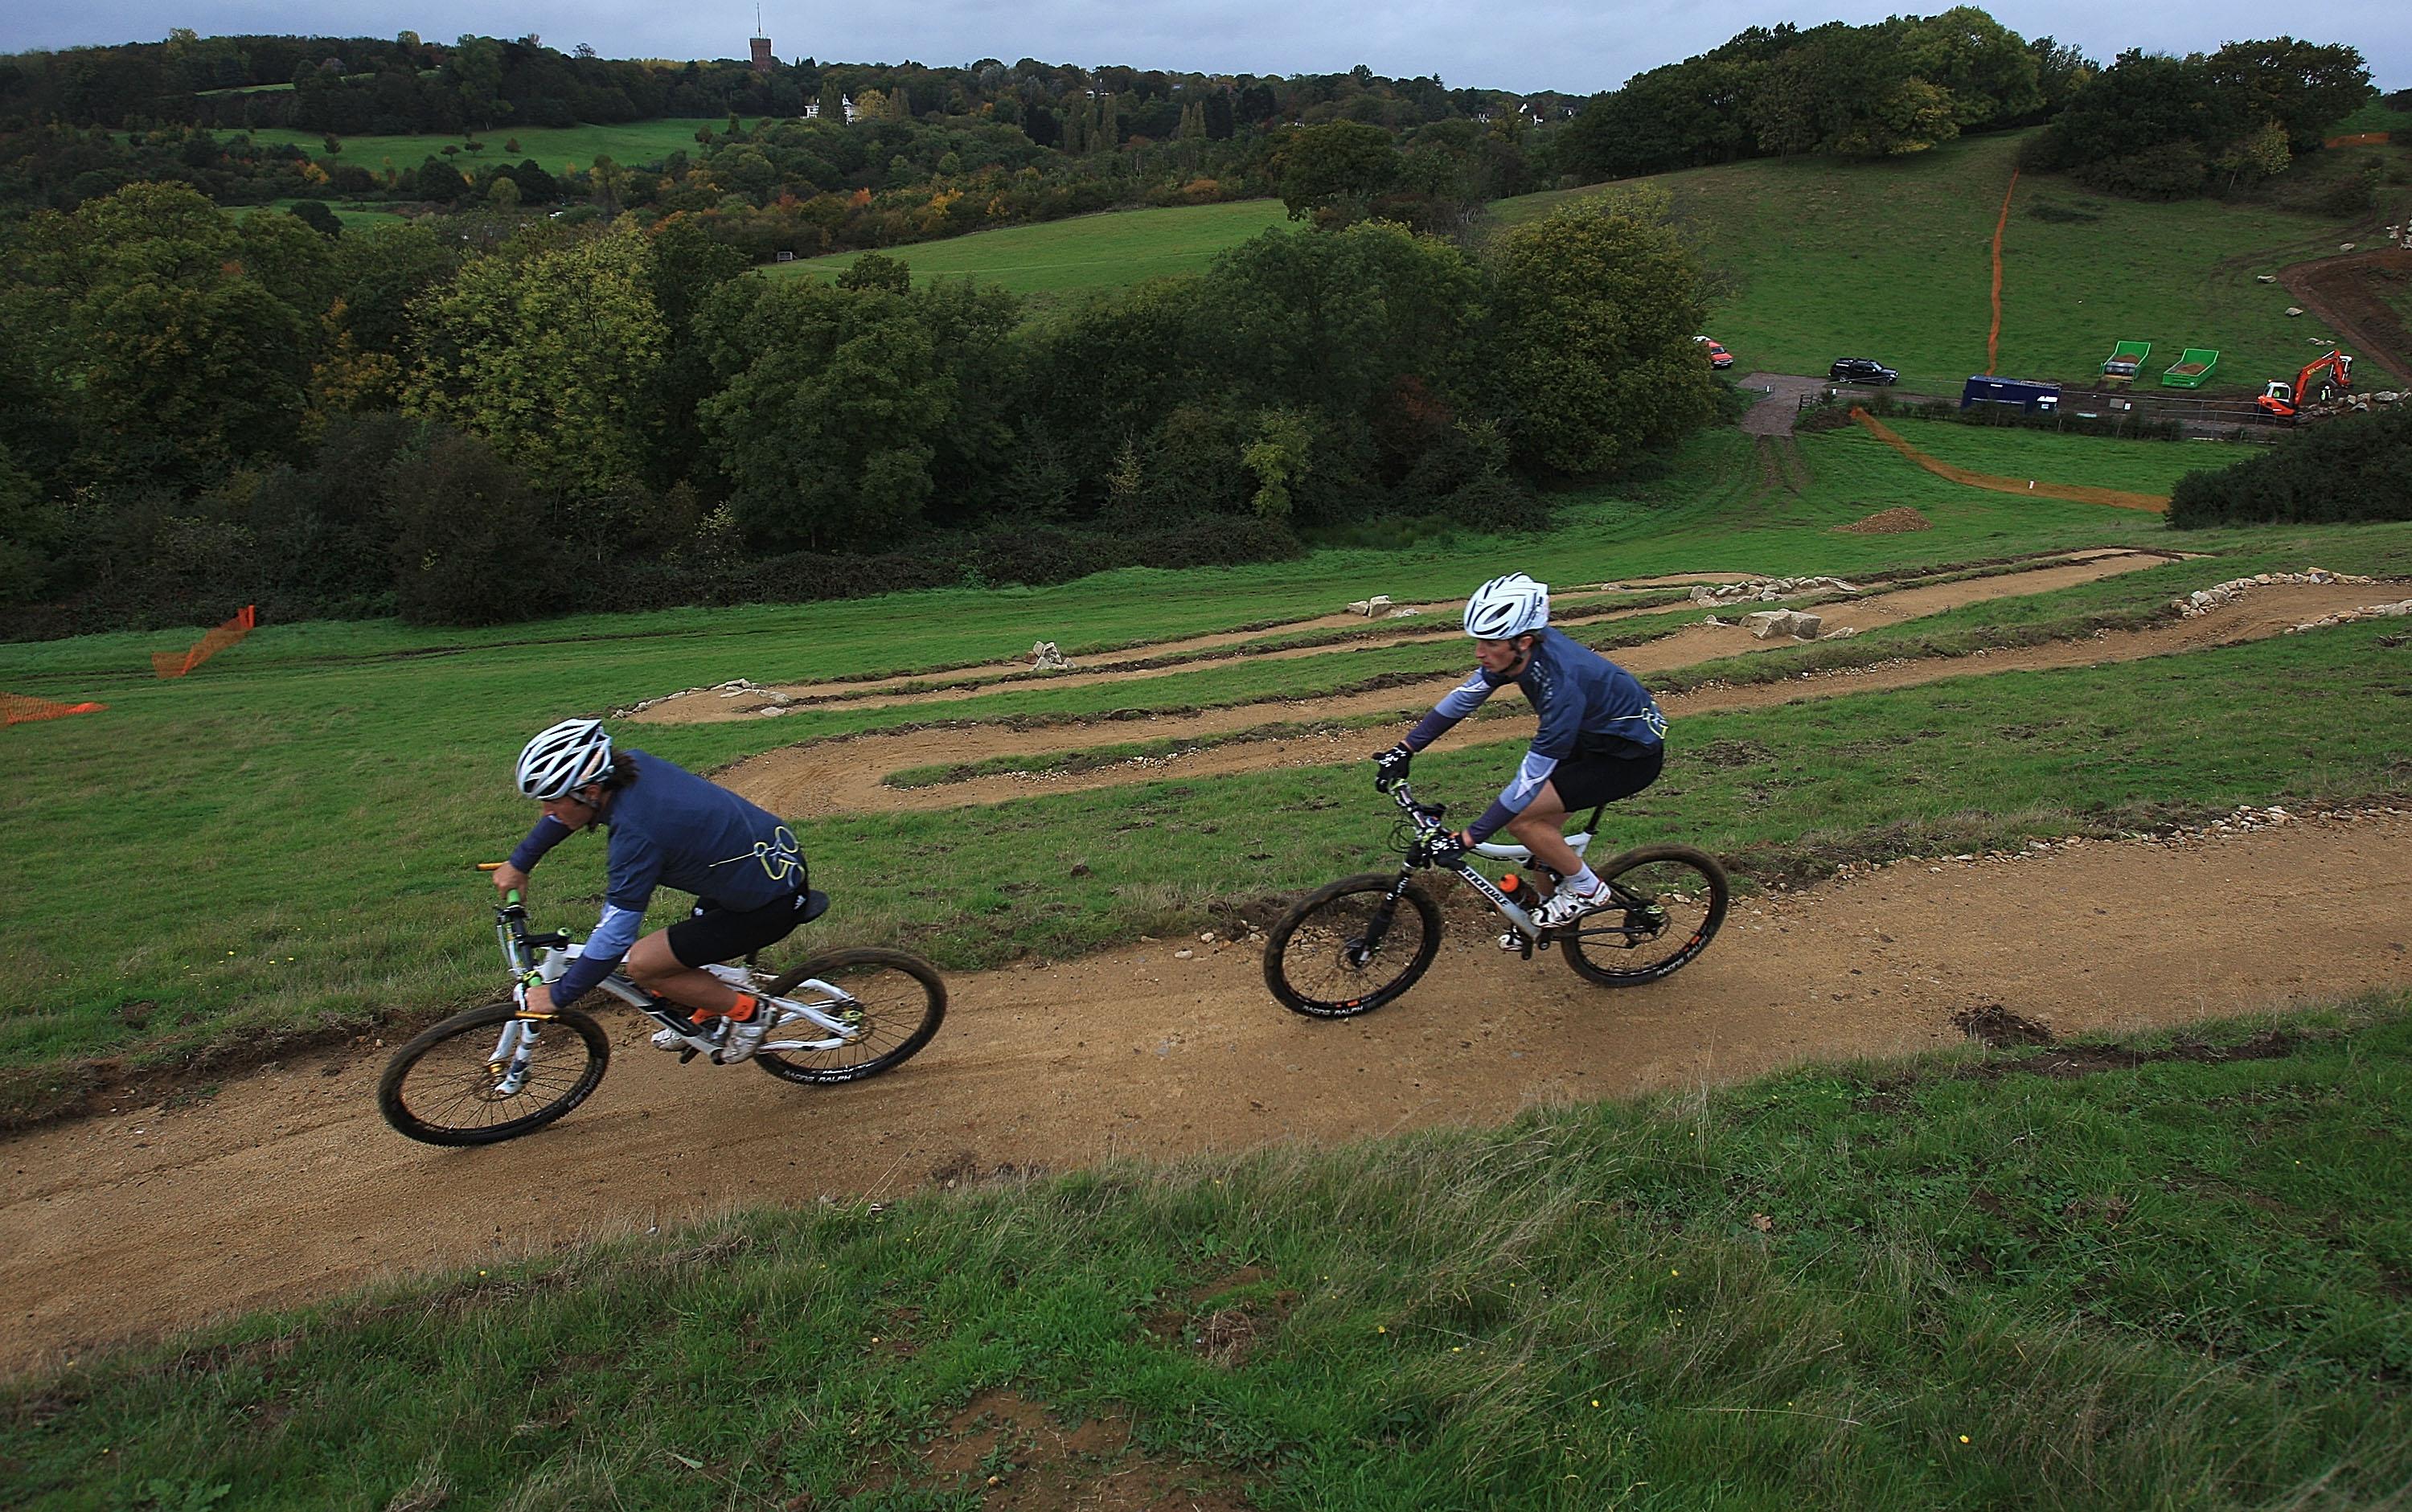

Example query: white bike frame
[1389,783,1596,945]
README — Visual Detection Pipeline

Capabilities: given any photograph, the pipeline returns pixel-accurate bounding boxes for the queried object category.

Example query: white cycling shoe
[650,1011,772,1061]
[1531,883,1613,930]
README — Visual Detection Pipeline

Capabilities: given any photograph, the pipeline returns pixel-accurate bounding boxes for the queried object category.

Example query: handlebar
[1388,780,1448,834]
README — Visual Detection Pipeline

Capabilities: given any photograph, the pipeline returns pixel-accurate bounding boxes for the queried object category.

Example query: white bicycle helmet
[515,719,614,800]
[1462,572,1549,639]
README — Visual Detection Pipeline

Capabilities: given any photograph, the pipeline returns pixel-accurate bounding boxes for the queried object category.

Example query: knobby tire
[1264,872,1445,1018]
[377,1001,611,1146]
[1559,843,1729,986]
[754,948,947,1084]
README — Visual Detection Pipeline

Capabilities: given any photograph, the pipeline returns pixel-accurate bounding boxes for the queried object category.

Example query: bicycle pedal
[677,1047,699,1064]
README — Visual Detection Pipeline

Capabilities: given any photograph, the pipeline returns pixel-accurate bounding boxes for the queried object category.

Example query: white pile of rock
[613,678,782,716]
[1688,576,1860,604]
[2302,390,2404,416]
[2287,598,2412,633]
[2172,568,2376,617]
[1030,640,1072,670]
[1742,609,1844,641]
[1347,595,1394,617]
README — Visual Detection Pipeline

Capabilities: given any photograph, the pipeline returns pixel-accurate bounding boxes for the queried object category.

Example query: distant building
[749,35,773,74]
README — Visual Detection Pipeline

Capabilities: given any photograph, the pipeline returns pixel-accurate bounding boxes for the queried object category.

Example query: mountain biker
[1372,572,1666,928]
[493,718,814,1062]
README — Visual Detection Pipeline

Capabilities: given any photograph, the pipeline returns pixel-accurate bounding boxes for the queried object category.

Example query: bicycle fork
[487,1019,538,1097]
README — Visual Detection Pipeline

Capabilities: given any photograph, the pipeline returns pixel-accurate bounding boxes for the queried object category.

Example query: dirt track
[6,808,2406,1376]
[726,564,2385,822]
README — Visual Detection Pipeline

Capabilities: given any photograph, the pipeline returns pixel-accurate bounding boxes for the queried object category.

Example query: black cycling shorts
[667,884,814,969]
[1546,743,1664,813]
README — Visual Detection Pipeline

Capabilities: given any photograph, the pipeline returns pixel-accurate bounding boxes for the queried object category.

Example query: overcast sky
[3,1,2404,98]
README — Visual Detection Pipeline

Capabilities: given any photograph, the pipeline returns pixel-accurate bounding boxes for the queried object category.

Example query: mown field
[1498,130,2412,395]
[1875,416,2251,495]
[7,995,2406,1509]
[7,418,2411,1121]
[776,199,1294,298]
[232,117,736,175]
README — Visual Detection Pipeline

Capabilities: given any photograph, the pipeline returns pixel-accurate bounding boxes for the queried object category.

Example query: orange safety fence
[154,604,257,679]
[1851,409,2170,513]
[1987,167,2019,376]
[4,693,108,726]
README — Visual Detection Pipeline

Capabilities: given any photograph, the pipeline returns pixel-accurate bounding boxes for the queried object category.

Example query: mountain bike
[1263,778,1728,1018]
[377,881,946,1146]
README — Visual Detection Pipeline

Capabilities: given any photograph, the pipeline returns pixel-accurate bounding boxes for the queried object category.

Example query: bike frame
[1380,781,1639,959]
[485,894,863,1079]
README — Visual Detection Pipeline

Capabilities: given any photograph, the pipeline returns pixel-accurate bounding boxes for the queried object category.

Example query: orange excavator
[2258,350,2353,420]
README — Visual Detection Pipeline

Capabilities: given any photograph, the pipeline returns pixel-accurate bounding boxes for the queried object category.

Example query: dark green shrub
[2167,405,2412,527]
[2070,142,2209,201]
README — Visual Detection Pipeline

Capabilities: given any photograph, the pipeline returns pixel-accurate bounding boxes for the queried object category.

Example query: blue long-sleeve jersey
[1404,628,1666,842]
[508,750,805,1004]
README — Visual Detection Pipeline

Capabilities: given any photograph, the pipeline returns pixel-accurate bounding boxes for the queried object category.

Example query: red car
[1696,337,1734,370]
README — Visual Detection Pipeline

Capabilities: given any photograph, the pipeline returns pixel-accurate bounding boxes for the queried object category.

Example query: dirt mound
[1836,506,1933,534]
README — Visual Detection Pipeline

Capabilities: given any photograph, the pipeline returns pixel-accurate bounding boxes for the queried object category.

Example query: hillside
[1499,130,2412,394]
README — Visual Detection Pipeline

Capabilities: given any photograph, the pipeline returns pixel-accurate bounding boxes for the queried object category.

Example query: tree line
[0,182,1720,633]
[1554,10,2369,207]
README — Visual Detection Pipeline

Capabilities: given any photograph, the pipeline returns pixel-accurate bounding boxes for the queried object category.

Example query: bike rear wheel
[753,948,947,1084]
[377,1002,611,1146]
[1560,844,1729,987]
[1264,872,1445,1018]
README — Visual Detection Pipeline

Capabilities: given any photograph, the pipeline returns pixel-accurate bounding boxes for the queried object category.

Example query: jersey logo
[716,826,804,882]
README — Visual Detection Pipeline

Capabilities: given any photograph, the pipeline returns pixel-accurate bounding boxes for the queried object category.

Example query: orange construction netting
[1851,409,2170,513]
[154,604,257,679]
[3,693,108,726]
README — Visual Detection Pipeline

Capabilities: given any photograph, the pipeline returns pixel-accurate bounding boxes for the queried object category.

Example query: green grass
[9,997,2406,1509]
[1498,130,2411,395]
[2329,92,2412,137]
[1875,416,2248,495]
[773,199,1295,300]
[242,197,413,231]
[230,118,743,175]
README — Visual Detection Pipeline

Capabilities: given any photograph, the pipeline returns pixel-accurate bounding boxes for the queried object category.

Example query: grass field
[1498,131,2412,396]
[1875,417,2247,496]
[9,995,2406,1508]
[10,419,2412,1116]
[773,199,1295,298]
[244,196,412,230]
[231,118,737,175]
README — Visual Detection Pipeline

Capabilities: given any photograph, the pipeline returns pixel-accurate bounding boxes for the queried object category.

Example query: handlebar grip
[505,888,523,907]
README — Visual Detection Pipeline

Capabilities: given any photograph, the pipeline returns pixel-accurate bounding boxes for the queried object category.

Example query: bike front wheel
[1560,844,1729,987]
[753,948,947,1084]
[377,1002,612,1146]
[1264,872,1445,1018]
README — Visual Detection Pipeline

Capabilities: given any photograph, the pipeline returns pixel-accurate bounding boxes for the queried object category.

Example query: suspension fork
[1348,866,1421,962]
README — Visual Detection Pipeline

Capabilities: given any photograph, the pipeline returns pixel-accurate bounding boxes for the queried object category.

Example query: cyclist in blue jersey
[1372,572,1667,928]
[492,719,815,1062]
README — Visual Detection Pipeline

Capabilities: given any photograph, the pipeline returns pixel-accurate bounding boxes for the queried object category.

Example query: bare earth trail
[728,565,2380,822]
[6,811,2407,1375]
[631,583,1761,723]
